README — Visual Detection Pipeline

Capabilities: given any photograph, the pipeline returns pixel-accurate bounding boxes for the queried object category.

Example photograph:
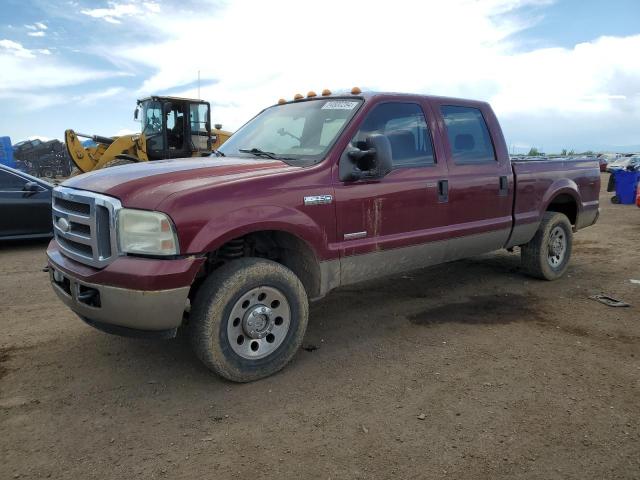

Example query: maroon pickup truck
[47,90,600,382]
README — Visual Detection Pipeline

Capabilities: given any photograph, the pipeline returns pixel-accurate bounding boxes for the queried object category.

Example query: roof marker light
[351,86,362,94]
[307,91,317,98]
[294,93,303,100]
[321,89,331,96]
[278,98,286,104]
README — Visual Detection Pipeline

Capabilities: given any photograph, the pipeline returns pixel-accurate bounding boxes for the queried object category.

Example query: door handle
[437,179,449,203]
[499,176,508,196]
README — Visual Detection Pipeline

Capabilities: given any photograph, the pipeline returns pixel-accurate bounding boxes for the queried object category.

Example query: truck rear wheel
[521,211,573,280]
[189,258,309,382]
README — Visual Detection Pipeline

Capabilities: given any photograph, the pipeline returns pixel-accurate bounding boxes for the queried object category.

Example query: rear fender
[541,179,582,219]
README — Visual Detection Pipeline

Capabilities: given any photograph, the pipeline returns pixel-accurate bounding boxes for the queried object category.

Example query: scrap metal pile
[13,138,73,178]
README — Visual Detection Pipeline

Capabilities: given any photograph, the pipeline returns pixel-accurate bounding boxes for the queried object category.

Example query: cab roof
[137,96,209,104]
[273,90,490,109]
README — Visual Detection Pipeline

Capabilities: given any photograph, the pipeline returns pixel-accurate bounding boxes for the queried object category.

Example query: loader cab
[135,96,212,160]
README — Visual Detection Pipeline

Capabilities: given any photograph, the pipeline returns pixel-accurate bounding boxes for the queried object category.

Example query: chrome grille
[52,186,121,268]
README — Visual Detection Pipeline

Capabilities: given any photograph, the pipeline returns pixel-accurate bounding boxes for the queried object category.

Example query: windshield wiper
[239,147,280,160]
[211,149,225,157]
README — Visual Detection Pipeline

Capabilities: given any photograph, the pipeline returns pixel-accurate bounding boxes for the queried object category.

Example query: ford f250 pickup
[47,89,600,382]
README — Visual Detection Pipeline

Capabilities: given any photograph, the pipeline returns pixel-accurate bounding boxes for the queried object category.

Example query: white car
[607,156,640,172]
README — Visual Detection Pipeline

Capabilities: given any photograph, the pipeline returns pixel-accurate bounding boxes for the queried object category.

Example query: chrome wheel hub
[243,305,273,339]
[227,286,291,360]
[547,226,567,268]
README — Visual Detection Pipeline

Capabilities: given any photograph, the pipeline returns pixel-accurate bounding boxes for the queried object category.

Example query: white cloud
[76,86,125,105]
[26,135,53,142]
[0,39,129,110]
[25,22,48,32]
[115,127,138,136]
[0,39,36,58]
[81,1,161,24]
[96,0,639,148]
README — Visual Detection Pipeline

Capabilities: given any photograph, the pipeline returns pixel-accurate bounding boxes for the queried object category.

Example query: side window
[352,103,435,168]
[189,104,209,134]
[440,105,496,164]
[0,171,27,191]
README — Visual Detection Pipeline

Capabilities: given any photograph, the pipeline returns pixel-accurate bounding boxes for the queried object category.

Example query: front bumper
[47,241,203,336]
[49,264,190,336]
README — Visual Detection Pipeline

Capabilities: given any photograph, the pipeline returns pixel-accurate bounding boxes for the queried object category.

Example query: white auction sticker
[321,100,359,110]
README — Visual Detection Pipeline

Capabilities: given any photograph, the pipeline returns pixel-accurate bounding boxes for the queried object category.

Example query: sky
[1,0,639,153]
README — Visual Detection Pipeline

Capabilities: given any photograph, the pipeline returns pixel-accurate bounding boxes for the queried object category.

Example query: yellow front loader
[66,96,232,174]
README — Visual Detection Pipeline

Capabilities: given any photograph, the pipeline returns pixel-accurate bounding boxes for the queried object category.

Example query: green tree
[527,147,540,156]
[561,148,567,156]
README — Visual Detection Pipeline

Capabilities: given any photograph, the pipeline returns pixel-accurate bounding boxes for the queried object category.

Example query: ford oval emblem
[57,217,70,233]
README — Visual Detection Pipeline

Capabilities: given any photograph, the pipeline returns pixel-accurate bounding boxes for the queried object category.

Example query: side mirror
[134,106,139,121]
[22,181,41,194]
[339,134,393,182]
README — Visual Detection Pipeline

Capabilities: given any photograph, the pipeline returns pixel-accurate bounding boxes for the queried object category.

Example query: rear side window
[440,105,496,164]
[352,102,435,168]
[0,170,27,191]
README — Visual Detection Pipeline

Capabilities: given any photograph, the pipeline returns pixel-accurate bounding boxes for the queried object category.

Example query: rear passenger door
[433,102,513,259]
[333,101,449,284]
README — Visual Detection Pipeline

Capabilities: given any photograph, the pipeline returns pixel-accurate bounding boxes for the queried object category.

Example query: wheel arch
[542,181,581,226]
[194,228,324,300]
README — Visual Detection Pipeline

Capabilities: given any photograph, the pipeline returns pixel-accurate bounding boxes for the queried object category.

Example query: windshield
[218,98,362,164]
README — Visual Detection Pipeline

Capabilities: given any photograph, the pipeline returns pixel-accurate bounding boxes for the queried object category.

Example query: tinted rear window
[441,105,496,164]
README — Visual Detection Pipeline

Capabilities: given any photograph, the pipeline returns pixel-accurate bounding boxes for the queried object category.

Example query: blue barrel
[0,136,15,168]
[613,169,640,205]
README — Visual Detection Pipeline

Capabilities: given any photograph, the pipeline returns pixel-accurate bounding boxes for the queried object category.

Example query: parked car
[607,156,640,172]
[598,156,608,172]
[47,90,600,382]
[0,164,53,239]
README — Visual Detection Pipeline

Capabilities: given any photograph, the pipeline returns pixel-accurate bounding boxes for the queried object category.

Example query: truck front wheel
[520,211,573,280]
[189,258,309,382]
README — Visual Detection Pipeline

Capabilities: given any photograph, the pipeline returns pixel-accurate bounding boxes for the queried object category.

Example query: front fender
[183,204,331,259]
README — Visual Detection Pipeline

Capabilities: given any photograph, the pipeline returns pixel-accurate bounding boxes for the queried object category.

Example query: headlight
[117,209,179,256]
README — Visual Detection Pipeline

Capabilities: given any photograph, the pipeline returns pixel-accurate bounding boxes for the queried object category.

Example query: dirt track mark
[0,347,13,380]
[408,293,542,326]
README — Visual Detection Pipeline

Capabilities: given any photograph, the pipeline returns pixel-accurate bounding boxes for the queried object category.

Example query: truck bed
[508,158,600,246]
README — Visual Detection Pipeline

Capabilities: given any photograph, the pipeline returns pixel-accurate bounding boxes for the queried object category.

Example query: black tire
[189,258,309,382]
[521,212,573,281]
[103,158,136,168]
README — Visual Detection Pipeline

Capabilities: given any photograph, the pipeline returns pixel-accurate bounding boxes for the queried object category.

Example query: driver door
[333,101,450,284]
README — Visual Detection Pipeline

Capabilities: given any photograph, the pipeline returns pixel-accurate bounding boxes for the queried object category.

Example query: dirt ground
[1,174,639,479]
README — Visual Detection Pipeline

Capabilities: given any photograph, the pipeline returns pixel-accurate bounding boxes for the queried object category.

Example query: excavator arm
[65,129,149,173]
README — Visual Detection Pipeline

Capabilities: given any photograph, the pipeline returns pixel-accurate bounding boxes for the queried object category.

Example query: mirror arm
[347,148,376,161]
